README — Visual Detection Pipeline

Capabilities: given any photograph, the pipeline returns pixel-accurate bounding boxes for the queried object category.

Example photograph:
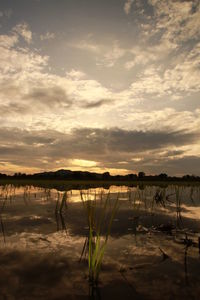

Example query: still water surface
[0,184,200,299]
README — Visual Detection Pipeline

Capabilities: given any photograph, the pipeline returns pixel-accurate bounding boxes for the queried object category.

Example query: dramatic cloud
[24,86,72,109]
[0,127,199,175]
[0,0,199,175]
[148,0,200,44]
[0,33,48,74]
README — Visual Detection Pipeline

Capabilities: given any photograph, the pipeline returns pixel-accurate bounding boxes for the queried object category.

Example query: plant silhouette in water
[81,190,119,285]
[55,191,68,231]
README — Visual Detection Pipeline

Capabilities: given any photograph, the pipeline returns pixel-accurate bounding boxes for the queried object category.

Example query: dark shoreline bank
[1,178,200,191]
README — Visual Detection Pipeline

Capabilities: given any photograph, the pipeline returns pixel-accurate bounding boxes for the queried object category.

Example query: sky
[0,0,200,176]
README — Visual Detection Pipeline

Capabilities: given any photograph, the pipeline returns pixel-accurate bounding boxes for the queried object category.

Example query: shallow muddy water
[0,183,200,299]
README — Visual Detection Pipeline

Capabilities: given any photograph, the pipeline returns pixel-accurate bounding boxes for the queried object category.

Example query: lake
[0,183,200,299]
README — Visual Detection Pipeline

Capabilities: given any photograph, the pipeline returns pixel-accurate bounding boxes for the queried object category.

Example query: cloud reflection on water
[0,184,200,299]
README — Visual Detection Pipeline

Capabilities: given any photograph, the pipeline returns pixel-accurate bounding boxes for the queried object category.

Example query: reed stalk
[81,190,119,285]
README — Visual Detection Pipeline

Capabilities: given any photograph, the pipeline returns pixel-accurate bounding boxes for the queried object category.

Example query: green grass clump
[81,190,119,285]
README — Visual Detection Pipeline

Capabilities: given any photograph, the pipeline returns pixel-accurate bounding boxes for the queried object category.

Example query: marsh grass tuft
[81,190,119,285]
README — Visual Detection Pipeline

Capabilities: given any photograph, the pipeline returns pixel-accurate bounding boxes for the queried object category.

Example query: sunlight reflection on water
[0,183,200,299]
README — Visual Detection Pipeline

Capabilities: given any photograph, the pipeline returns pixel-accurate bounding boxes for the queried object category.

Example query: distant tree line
[0,169,199,182]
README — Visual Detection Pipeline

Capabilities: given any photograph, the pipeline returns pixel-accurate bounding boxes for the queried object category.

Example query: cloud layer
[0,0,200,175]
[0,127,199,175]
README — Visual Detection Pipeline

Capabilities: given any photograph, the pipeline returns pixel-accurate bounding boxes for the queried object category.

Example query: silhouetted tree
[138,171,145,179]
[158,173,168,179]
[102,172,110,179]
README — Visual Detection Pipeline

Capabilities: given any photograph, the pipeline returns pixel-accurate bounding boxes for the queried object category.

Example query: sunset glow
[0,0,200,175]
